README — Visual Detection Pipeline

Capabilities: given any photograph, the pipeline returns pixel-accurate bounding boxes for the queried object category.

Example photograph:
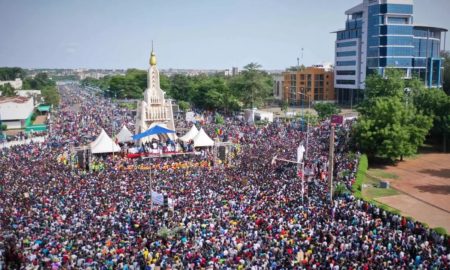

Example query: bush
[215,113,225,125]
[178,101,190,112]
[353,154,368,198]
[1,124,6,131]
[334,183,348,197]
[434,227,447,236]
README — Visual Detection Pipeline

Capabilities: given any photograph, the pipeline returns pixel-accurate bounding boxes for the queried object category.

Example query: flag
[151,191,164,205]
[297,143,305,163]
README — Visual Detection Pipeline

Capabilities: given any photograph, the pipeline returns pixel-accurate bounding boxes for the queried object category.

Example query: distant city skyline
[0,0,449,70]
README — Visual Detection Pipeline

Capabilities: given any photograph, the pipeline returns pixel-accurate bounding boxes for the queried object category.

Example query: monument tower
[135,48,176,142]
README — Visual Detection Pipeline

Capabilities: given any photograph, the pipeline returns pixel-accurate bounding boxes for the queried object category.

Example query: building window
[380,4,413,14]
[300,74,305,80]
[336,41,357,48]
[379,58,412,67]
[336,51,357,57]
[336,79,356,85]
[336,70,356,75]
[380,25,413,35]
[387,17,409,24]
[336,61,356,66]
[379,36,413,46]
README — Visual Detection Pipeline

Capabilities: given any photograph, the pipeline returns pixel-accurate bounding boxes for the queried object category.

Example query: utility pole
[328,124,335,203]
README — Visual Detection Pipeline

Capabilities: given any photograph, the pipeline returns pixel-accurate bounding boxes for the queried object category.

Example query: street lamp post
[272,151,306,205]
[298,91,311,159]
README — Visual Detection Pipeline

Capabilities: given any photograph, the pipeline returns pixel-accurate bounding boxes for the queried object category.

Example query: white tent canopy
[193,128,215,147]
[90,129,121,154]
[179,125,199,142]
[116,125,133,143]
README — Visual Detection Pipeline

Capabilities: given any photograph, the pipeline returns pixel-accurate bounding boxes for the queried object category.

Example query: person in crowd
[0,85,448,269]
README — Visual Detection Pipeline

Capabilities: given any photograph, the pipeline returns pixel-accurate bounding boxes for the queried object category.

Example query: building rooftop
[413,24,448,32]
[0,96,30,104]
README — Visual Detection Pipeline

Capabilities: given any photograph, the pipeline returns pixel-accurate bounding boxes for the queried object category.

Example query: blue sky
[0,0,449,70]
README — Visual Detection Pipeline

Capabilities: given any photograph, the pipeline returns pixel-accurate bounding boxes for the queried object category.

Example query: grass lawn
[366,169,398,180]
[361,169,400,214]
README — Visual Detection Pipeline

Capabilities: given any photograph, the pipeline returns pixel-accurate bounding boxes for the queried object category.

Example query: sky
[0,0,449,70]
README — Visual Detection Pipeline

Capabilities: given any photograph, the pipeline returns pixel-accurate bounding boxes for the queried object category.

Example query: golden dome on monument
[150,51,157,66]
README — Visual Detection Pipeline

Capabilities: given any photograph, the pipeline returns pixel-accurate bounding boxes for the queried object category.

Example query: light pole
[272,143,306,205]
[298,91,311,159]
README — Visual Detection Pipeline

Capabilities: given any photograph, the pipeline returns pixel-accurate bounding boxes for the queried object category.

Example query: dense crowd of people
[0,84,448,269]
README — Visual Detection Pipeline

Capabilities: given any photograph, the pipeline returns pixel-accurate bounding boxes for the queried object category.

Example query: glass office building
[334,0,448,105]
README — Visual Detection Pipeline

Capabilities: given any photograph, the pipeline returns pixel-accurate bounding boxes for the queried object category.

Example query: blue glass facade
[366,3,414,71]
[335,0,446,105]
[363,2,444,88]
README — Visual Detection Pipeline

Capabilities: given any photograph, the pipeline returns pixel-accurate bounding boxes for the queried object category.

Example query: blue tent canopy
[132,125,176,140]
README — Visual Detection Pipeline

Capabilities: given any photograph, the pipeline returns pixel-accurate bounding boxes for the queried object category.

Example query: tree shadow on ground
[415,184,450,195]
[418,169,450,179]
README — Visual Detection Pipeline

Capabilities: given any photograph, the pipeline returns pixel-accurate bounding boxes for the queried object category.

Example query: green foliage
[177,101,190,112]
[31,112,37,122]
[353,154,368,198]
[23,72,56,90]
[229,63,273,109]
[80,63,271,112]
[434,227,448,236]
[413,88,450,151]
[20,72,60,106]
[334,183,348,197]
[166,74,194,101]
[0,67,26,80]
[303,111,319,126]
[215,113,225,125]
[356,97,432,159]
[313,103,341,120]
[108,76,142,99]
[41,85,60,106]
[0,83,17,97]
[355,69,432,160]
[366,69,405,99]
[281,100,289,115]
[441,51,450,95]
[1,124,6,131]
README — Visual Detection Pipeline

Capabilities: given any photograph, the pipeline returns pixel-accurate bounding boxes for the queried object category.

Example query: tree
[0,83,17,97]
[281,100,289,116]
[108,76,142,99]
[413,88,450,152]
[441,51,450,95]
[355,69,433,161]
[314,103,341,120]
[230,63,272,108]
[160,73,171,92]
[23,72,55,90]
[167,74,195,102]
[177,101,190,112]
[41,85,60,106]
[0,67,26,80]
